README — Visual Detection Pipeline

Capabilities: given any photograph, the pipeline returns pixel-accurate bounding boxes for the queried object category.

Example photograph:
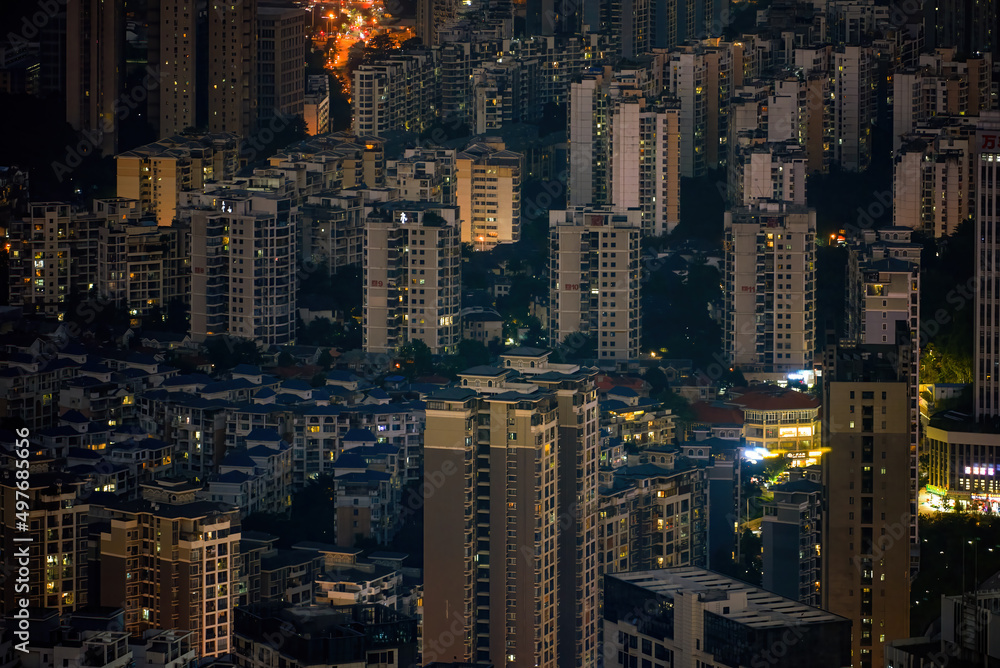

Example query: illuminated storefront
[924,425,1000,512]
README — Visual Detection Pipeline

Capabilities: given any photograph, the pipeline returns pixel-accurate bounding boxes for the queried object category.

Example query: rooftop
[609,568,848,629]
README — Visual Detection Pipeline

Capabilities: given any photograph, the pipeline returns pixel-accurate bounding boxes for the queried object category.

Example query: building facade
[362,203,461,355]
[548,207,641,361]
[723,203,817,378]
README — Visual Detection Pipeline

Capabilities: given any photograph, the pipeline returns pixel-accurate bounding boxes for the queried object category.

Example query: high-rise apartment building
[7,202,100,316]
[844,229,921,548]
[568,64,681,234]
[456,140,522,248]
[568,68,611,208]
[1,461,91,615]
[723,203,817,379]
[975,111,1000,419]
[832,45,875,172]
[183,187,298,345]
[730,142,808,207]
[95,200,189,324]
[893,127,976,237]
[116,133,241,227]
[422,354,599,668]
[151,0,257,137]
[362,203,461,355]
[387,149,456,205]
[351,50,438,136]
[66,0,123,156]
[472,59,541,134]
[256,4,305,131]
[665,42,731,177]
[151,0,202,137]
[416,0,459,47]
[924,0,998,59]
[609,96,681,236]
[761,478,822,606]
[892,50,992,152]
[94,480,242,657]
[598,454,709,575]
[303,75,330,136]
[549,207,641,361]
[208,0,257,136]
[821,343,915,668]
[7,199,186,322]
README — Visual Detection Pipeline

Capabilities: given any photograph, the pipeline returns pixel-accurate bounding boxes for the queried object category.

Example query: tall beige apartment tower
[821,343,914,668]
[455,140,523,249]
[423,352,599,668]
[363,203,462,355]
[549,207,642,361]
[723,202,817,380]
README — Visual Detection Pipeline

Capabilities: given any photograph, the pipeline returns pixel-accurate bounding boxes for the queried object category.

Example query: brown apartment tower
[423,350,599,668]
[821,340,914,668]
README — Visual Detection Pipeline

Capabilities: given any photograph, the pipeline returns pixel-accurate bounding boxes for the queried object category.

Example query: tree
[317,348,334,370]
[277,348,295,367]
[205,336,261,372]
[398,340,434,378]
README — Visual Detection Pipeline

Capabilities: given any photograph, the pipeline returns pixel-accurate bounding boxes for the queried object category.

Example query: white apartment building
[387,149,456,204]
[549,207,641,361]
[455,139,522,248]
[893,130,974,237]
[568,68,611,207]
[724,203,817,378]
[352,51,437,136]
[892,49,993,152]
[732,142,808,207]
[183,187,298,345]
[609,96,681,236]
[666,43,732,178]
[363,203,461,355]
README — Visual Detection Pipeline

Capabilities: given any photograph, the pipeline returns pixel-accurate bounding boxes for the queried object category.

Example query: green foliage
[439,339,491,377]
[642,256,722,367]
[398,340,434,379]
[277,348,296,367]
[921,342,973,384]
[673,170,727,244]
[553,334,596,363]
[919,222,975,383]
[205,336,262,373]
